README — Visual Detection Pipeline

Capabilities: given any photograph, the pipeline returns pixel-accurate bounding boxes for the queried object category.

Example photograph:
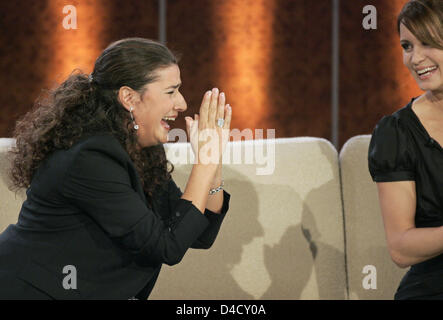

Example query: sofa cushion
[0,138,25,233]
[339,135,407,299]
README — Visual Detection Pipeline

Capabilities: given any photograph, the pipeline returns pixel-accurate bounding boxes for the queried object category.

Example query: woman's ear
[118,86,140,112]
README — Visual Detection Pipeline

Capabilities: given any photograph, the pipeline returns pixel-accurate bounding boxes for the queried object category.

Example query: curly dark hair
[8,38,179,205]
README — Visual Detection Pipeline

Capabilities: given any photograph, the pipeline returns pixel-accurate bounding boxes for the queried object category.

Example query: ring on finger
[216,118,224,128]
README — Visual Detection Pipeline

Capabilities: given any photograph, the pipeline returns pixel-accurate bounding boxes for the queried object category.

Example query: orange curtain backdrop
[339,0,423,147]
[46,0,106,84]
[212,0,275,136]
[0,0,426,144]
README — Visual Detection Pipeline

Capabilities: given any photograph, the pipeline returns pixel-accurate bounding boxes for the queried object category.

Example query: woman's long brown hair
[8,38,179,205]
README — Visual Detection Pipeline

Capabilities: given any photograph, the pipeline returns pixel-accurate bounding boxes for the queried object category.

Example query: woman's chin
[416,77,442,92]
[160,127,171,144]
[150,136,167,146]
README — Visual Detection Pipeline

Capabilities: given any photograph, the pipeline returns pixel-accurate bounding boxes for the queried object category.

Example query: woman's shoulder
[48,133,132,174]
[68,133,127,158]
[371,98,417,140]
[379,98,414,124]
[392,98,416,122]
[368,98,418,182]
[28,134,128,194]
[71,133,122,149]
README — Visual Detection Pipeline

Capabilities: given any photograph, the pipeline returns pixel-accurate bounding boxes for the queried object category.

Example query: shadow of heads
[260,184,345,299]
[302,142,347,299]
[150,166,263,299]
[261,141,346,299]
[302,187,347,300]
[152,140,347,300]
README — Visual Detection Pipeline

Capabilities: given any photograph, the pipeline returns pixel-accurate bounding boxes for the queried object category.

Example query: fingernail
[220,92,225,98]
[226,104,231,111]
[206,90,212,96]
[212,88,219,94]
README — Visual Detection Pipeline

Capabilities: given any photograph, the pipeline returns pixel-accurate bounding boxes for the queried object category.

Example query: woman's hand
[185,88,232,166]
[181,88,232,214]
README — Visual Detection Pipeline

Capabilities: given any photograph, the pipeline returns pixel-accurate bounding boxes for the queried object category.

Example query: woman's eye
[401,43,411,51]
[167,91,174,95]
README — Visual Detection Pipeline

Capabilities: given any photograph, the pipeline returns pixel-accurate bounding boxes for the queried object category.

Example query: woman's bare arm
[377,181,443,268]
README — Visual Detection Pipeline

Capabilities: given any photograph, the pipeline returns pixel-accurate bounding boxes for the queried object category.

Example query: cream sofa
[0,136,406,299]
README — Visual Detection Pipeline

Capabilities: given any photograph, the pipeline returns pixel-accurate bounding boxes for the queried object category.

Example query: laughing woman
[0,38,231,299]
[368,0,443,300]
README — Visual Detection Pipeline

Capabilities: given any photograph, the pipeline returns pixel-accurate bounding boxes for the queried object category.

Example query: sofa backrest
[0,138,26,233]
[339,135,407,299]
[150,137,347,299]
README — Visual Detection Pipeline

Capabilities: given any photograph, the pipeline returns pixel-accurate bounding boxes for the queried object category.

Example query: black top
[0,134,230,299]
[368,98,443,299]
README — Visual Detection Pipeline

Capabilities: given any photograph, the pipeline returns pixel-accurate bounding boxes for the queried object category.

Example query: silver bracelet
[209,180,224,195]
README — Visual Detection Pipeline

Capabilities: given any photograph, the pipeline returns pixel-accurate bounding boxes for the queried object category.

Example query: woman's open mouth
[416,66,438,80]
[161,116,176,130]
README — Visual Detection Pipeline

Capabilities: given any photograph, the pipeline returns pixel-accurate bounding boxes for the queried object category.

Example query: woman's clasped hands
[185,88,232,166]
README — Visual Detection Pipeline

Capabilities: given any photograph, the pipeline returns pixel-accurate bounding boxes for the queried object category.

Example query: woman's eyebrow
[165,83,181,90]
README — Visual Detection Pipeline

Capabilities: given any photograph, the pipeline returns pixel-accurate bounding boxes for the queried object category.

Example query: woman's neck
[425,89,443,111]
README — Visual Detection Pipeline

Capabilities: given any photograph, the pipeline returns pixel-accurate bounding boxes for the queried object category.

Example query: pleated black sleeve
[368,115,416,182]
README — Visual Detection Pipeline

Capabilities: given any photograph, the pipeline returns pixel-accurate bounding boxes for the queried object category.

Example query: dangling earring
[129,106,139,130]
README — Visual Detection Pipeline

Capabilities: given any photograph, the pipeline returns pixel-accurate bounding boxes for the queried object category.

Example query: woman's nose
[174,93,187,112]
[411,47,426,65]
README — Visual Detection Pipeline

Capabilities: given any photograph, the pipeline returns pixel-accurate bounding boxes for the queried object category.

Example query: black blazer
[0,134,229,299]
